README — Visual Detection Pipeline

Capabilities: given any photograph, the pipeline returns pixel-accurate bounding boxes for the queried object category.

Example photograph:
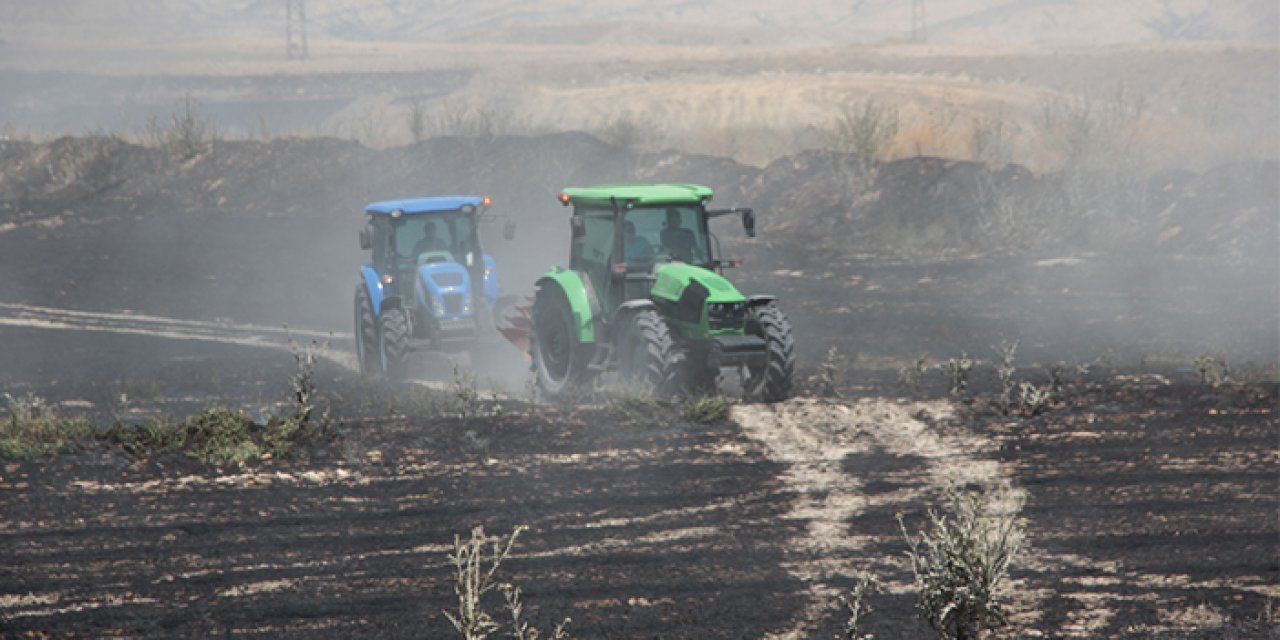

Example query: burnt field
[0,134,1277,638]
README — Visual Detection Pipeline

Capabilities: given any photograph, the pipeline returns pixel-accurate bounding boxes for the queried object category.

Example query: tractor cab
[558,184,755,316]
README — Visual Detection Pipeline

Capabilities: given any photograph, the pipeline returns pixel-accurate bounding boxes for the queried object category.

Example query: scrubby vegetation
[899,487,1026,640]
[445,525,571,640]
[0,391,93,459]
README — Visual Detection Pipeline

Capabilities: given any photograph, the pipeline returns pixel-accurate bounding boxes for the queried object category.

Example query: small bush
[899,486,1025,640]
[0,392,93,459]
[444,525,571,640]
[898,355,931,391]
[991,340,1019,413]
[808,346,845,398]
[836,574,879,640]
[944,353,973,396]
[183,407,260,465]
[142,94,218,159]
[832,100,900,160]
[1193,354,1231,387]
[1016,382,1053,417]
[610,392,675,425]
[682,395,730,424]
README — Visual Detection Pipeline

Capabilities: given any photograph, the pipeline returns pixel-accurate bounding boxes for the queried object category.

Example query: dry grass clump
[445,525,571,640]
[0,392,93,459]
[899,486,1025,640]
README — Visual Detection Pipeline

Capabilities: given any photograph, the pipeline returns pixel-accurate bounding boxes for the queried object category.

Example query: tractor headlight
[433,295,447,316]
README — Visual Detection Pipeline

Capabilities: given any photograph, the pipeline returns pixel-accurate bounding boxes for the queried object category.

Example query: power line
[286,0,309,60]
[911,0,927,42]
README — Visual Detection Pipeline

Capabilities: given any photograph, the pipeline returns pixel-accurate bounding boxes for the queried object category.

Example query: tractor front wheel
[379,307,411,378]
[743,304,796,402]
[619,310,677,395]
[532,285,593,397]
[354,284,380,375]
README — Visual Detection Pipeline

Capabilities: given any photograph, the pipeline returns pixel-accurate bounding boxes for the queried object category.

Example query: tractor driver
[412,220,449,259]
[659,207,697,261]
[623,220,653,266]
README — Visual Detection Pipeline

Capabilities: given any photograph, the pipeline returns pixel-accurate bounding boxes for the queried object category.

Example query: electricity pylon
[286,0,309,60]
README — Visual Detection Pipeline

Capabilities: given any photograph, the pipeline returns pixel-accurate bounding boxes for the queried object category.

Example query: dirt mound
[0,134,1273,318]
[1151,161,1280,262]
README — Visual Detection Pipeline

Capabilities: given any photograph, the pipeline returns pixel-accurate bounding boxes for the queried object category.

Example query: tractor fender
[612,299,657,334]
[747,295,778,308]
[360,265,388,317]
[535,268,598,343]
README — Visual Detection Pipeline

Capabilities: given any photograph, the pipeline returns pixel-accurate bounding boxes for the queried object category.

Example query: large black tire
[743,304,796,402]
[354,284,380,375]
[379,307,411,378]
[618,309,678,396]
[531,285,594,397]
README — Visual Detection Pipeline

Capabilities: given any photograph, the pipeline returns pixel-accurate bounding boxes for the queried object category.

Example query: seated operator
[659,207,697,261]
[412,220,449,260]
[623,220,653,266]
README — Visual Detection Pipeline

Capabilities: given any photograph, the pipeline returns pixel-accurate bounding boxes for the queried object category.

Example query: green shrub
[682,395,730,424]
[184,407,260,465]
[899,487,1025,640]
[0,392,93,459]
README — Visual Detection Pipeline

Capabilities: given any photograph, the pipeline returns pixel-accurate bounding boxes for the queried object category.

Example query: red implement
[495,300,533,355]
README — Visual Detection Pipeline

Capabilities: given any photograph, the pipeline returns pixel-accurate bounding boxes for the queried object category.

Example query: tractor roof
[365,196,488,216]
[559,183,714,208]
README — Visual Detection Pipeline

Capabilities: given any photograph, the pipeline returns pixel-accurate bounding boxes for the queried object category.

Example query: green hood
[650,263,746,304]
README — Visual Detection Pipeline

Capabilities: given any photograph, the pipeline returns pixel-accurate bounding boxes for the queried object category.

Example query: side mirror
[359,226,372,250]
[570,216,586,239]
[742,209,756,238]
[503,220,516,241]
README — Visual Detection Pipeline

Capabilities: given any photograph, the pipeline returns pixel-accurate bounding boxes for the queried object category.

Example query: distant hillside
[0,0,1275,46]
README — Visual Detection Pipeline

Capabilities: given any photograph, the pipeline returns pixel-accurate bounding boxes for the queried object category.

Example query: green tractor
[523,183,795,401]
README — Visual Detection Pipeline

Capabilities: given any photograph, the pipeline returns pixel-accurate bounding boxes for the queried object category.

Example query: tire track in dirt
[0,301,482,389]
[731,397,1020,639]
[0,301,335,353]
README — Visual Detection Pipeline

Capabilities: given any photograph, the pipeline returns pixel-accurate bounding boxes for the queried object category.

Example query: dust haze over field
[1,1,1278,638]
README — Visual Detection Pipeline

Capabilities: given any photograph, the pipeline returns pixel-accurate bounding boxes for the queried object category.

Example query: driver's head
[423,220,436,237]
[624,220,636,237]
[665,208,681,229]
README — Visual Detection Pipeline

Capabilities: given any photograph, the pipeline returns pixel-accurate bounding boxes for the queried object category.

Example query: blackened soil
[2,381,807,638]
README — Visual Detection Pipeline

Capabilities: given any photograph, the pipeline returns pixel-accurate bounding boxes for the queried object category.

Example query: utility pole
[911,0,927,42]
[286,0,309,60]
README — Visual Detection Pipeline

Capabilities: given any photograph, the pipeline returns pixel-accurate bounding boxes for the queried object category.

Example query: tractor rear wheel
[618,310,677,395]
[532,285,593,397]
[743,304,796,402]
[354,285,380,375]
[379,307,411,378]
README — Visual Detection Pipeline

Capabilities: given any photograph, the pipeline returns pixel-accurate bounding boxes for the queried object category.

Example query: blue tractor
[354,196,504,376]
